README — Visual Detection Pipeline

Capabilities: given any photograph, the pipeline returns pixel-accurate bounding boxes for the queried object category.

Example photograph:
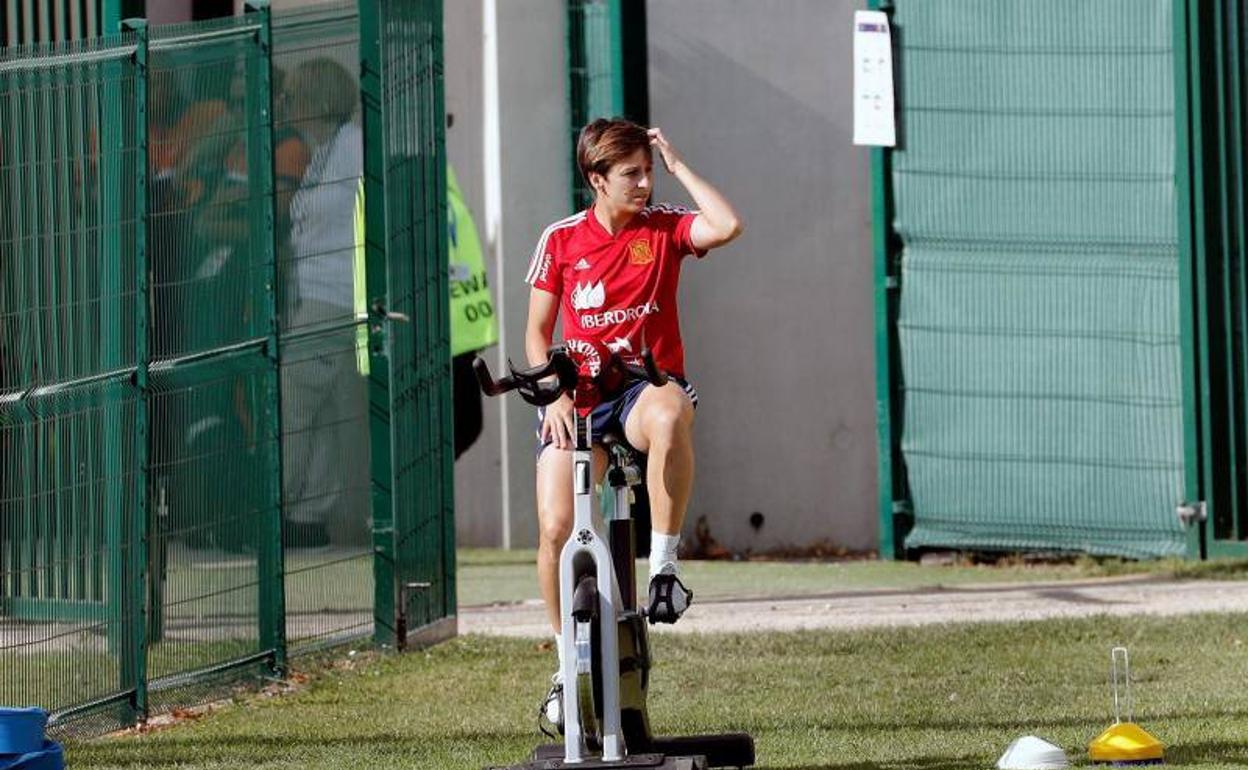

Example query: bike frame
[559,409,625,763]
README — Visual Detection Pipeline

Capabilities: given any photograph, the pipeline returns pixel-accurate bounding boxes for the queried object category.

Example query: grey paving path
[458,576,1248,637]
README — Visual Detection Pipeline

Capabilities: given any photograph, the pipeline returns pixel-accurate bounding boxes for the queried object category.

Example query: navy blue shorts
[535,377,698,458]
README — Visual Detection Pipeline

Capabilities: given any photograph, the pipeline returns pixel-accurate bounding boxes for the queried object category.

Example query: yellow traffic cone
[1089,647,1163,765]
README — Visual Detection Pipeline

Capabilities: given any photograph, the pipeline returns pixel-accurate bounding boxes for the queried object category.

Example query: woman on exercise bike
[524,118,743,730]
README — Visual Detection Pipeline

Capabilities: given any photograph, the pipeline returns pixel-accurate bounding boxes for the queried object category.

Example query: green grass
[458,549,1248,606]
[4,639,263,712]
[68,613,1248,769]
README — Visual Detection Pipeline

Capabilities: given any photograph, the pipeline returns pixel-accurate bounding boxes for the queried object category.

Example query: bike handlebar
[473,346,668,407]
[611,351,669,389]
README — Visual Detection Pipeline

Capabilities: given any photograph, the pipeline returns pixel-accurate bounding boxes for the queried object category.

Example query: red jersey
[526,204,705,378]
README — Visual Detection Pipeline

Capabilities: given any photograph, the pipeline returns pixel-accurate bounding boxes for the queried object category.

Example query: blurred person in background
[445,146,499,456]
[281,58,366,548]
[171,66,313,553]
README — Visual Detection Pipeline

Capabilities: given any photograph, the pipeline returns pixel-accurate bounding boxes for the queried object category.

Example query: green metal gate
[1174,0,1248,558]
[360,0,456,650]
[874,0,1191,559]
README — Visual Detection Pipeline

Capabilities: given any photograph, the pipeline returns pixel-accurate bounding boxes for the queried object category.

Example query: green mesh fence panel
[0,32,147,727]
[0,383,141,724]
[1185,0,1248,556]
[2,2,110,47]
[271,1,374,653]
[891,0,1186,558]
[141,17,283,719]
[360,0,454,647]
[385,0,454,638]
[2,0,451,735]
[567,0,622,211]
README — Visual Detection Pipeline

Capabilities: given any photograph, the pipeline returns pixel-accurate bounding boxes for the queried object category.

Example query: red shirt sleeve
[526,228,563,296]
[672,210,708,259]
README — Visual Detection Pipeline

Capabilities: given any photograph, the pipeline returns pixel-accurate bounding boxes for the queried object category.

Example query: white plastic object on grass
[997,735,1071,770]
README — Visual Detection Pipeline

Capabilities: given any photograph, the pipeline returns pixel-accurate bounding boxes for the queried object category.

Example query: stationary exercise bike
[476,344,755,770]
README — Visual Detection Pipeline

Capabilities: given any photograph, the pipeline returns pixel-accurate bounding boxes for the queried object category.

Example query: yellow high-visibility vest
[353,179,369,375]
[446,165,499,357]
[351,165,499,376]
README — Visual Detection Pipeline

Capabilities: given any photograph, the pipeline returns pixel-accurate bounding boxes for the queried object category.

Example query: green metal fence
[2,1,115,47]
[876,0,1189,559]
[269,0,376,656]
[1174,0,1248,558]
[360,0,455,648]
[0,0,453,736]
[566,0,623,212]
[0,25,148,729]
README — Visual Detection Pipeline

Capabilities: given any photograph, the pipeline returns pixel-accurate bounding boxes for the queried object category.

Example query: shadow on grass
[764,756,988,770]
[73,731,530,766]
[1166,739,1248,765]
[73,735,1248,770]
[472,744,1248,770]
[736,705,1248,734]
[770,738,1248,770]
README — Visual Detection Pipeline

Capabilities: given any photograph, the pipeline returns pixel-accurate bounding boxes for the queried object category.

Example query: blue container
[0,740,63,770]
[0,709,46,756]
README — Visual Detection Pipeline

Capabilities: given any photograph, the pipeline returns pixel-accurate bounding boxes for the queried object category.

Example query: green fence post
[868,0,907,560]
[566,0,624,212]
[566,0,581,210]
[426,0,456,622]
[96,21,131,713]
[99,36,121,659]
[1174,0,1213,559]
[244,0,287,675]
[606,0,623,120]
[871,141,900,561]
[36,51,60,610]
[122,15,151,721]
[0,64,10,613]
[358,0,398,647]
[1226,0,1248,546]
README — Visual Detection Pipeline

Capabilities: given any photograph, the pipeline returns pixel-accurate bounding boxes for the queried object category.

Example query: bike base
[485,749,708,769]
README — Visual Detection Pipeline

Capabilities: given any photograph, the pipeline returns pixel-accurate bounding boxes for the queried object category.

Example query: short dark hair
[287,58,357,127]
[576,118,652,184]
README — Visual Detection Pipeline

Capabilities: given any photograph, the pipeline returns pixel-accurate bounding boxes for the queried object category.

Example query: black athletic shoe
[646,572,693,624]
[538,673,564,738]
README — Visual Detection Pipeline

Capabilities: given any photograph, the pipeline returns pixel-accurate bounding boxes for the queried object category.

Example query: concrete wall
[643,0,877,553]
[444,0,499,547]
[448,1,570,549]
[147,1,195,24]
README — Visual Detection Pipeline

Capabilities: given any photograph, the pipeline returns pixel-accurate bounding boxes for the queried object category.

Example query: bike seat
[599,430,636,458]
[600,430,644,489]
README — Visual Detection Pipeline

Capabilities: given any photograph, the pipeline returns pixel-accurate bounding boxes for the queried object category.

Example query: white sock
[649,531,681,579]
[554,633,565,682]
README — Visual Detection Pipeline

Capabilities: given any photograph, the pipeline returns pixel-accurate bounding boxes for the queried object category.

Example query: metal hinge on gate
[395,580,432,652]
[1175,501,1207,526]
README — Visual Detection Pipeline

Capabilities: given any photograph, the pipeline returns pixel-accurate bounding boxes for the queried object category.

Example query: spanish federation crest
[628,238,655,266]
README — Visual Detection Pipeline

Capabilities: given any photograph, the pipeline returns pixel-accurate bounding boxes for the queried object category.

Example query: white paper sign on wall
[853,10,896,147]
